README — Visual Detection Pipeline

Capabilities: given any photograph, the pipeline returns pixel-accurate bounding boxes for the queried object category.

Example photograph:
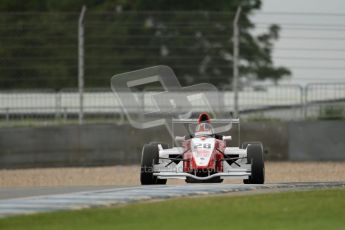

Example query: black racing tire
[140,144,157,185]
[148,142,168,185]
[156,179,168,184]
[241,141,262,149]
[149,142,169,149]
[140,143,167,185]
[243,142,265,184]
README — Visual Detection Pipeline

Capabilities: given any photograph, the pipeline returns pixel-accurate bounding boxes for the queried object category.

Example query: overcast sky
[250,0,345,85]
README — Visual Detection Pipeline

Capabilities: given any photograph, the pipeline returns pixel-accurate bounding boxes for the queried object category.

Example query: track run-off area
[0,182,344,218]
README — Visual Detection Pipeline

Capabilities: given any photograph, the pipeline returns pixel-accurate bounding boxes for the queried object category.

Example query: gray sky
[250,0,345,85]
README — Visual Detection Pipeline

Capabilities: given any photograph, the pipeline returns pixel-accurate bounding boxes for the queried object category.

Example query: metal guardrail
[304,83,345,119]
[0,83,344,126]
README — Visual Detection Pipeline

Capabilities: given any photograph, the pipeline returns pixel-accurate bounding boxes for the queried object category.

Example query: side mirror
[175,136,185,142]
[222,136,232,141]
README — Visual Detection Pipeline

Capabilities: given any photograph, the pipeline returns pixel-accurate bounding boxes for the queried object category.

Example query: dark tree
[0,0,290,89]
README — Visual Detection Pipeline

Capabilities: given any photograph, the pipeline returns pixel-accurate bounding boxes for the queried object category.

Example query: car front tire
[140,143,167,185]
[243,142,265,184]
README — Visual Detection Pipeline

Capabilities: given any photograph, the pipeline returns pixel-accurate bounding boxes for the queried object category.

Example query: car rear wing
[171,118,241,147]
[171,118,240,124]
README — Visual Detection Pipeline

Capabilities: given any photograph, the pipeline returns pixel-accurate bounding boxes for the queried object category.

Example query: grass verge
[0,188,344,230]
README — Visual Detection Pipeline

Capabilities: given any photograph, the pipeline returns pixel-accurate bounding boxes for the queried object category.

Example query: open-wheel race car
[140,113,264,185]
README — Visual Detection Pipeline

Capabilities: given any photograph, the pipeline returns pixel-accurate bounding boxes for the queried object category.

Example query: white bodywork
[153,145,251,181]
[152,118,252,181]
[191,137,215,167]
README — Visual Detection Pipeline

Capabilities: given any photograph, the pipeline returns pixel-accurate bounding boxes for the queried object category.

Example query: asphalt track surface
[0,182,344,218]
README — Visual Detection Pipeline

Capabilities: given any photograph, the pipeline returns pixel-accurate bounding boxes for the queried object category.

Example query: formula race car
[140,113,264,185]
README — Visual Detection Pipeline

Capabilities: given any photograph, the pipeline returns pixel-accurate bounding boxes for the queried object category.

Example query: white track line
[0,182,344,218]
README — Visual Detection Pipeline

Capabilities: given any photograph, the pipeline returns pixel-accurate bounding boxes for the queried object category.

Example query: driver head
[195,122,214,137]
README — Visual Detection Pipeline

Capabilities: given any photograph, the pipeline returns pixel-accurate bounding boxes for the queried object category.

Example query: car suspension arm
[162,148,190,167]
[216,148,247,167]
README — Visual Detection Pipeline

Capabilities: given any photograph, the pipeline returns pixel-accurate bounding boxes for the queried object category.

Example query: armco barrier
[0,121,343,168]
[0,124,171,168]
[288,121,345,161]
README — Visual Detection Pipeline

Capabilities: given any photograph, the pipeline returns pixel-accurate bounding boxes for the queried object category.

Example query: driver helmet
[195,122,214,137]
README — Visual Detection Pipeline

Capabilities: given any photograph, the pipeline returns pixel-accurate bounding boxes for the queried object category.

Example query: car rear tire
[140,143,167,185]
[241,141,262,149]
[243,142,265,184]
[149,142,169,149]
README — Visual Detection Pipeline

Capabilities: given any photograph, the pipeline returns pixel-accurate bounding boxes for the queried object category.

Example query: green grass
[1,189,345,230]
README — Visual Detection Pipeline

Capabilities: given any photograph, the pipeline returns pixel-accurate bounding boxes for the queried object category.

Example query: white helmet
[195,123,214,137]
